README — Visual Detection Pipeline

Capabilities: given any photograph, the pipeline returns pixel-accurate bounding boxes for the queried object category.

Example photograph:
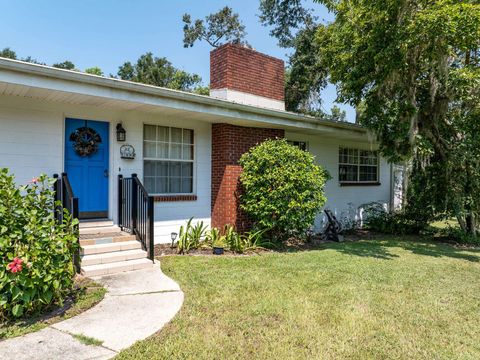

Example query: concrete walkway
[0,264,184,360]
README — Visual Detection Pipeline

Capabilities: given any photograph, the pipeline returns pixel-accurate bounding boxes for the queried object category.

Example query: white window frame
[338,147,379,184]
[143,124,195,195]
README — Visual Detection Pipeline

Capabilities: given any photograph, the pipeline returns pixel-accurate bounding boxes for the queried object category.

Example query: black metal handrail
[118,174,155,261]
[53,173,80,272]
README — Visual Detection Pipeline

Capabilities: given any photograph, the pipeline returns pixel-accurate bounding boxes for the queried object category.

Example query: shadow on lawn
[322,241,399,260]
[322,237,480,263]
[396,240,480,262]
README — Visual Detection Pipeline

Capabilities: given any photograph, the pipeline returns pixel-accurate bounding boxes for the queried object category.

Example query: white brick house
[0,43,402,247]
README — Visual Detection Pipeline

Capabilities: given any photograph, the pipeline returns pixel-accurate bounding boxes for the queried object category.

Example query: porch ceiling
[0,58,370,141]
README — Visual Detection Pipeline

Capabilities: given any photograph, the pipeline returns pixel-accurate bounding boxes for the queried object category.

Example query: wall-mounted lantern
[116,123,126,142]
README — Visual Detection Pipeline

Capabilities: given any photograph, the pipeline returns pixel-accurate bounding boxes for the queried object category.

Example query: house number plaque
[120,144,136,159]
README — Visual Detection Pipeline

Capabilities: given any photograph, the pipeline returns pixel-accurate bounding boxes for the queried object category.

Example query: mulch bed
[154,244,272,257]
[154,231,479,258]
[154,230,374,257]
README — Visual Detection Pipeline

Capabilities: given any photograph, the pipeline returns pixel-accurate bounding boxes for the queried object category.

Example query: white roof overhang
[0,58,371,141]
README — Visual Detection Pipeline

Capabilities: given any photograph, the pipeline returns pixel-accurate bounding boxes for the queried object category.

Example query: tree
[239,139,329,240]
[52,61,76,70]
[259,0,316,48]
[0,47,17,59]
[262,1,480,236]
[0,48,44,64]
[117,52,203,92]
[284,25,327,113]
[85,67,103,76]
[20,56,44,65]
[259,1,329,113]
[328,106,347,122]
[310,0,480,235]
[192,85,209,96]
[182,6,247,48]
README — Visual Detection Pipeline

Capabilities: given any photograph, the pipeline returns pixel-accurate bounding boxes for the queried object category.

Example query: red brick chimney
[210,43,285,111]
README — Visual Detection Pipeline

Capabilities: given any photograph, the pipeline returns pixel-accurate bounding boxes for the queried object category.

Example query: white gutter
[0,57,366,134]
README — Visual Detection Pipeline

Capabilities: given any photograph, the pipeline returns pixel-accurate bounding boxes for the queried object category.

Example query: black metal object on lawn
[322,209,343,242]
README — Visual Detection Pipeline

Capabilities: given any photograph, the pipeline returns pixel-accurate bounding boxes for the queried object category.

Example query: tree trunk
[465,212,477,237]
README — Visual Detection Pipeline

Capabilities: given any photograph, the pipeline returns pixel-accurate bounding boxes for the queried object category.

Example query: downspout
[389,163,394,213]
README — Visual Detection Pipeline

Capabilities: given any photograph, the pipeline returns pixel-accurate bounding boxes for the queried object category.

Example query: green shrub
[222,225,242,252]
[241,228,274,251]
[177,217,274,254]
[206,227,224,248]
[362,202,427,235]
[442,227,480,246]
[239,139,329,241]
[218,225,272,253]
[177,218,208,254]
[0,170,78,320]
[180,221,273,254]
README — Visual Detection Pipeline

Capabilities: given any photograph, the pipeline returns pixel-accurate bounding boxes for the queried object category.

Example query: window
[143,125,194,194]
[287,140,308,151]
[339,148,379,183]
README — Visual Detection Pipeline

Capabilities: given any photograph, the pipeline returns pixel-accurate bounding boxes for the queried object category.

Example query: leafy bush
[177,220,272,254]
[221,225,272,253]
[441,227,480,246]
[241,228,273,251]
[0,170,78,320]
[206,227,224,248]
[362,202,427,235]
[239,139,329,241]
[177,218,208,254]
[222,225,242,252]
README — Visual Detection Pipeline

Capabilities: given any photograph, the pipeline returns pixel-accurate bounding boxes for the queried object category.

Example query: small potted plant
[206,228,224,255]
[206,227,226,255]
[213,239,225,255]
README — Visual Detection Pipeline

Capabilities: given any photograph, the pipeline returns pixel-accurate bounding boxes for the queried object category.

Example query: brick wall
[211,123,285,232]
[210,43,285,102]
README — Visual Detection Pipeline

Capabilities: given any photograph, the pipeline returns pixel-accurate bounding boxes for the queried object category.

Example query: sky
[0,0,355,121]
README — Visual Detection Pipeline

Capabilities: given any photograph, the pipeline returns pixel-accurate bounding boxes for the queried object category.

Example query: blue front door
[65,118,109,219]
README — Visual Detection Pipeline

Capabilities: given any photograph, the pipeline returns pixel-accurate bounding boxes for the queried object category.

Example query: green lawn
[117,237,480,360]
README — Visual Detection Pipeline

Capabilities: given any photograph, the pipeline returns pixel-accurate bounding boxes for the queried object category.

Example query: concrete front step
[79,234,136,247]
[81,258,154,277]
[80,225,121,235]
[81,240,141,256]
[79,220,114,228]
[81,248,147,266]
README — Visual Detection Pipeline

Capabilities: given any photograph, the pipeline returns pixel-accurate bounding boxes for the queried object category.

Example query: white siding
[0,93,391,244]
[0,105,63,184]
[0,95,211,244]
[285,131,392,231]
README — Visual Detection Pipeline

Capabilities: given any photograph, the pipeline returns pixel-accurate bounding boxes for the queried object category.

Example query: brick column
[211,123,284,232]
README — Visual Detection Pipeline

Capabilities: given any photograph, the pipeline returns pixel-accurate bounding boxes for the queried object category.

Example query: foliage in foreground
[0,170,78,320]
[0,277,105,339]
[239,139,329,241]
